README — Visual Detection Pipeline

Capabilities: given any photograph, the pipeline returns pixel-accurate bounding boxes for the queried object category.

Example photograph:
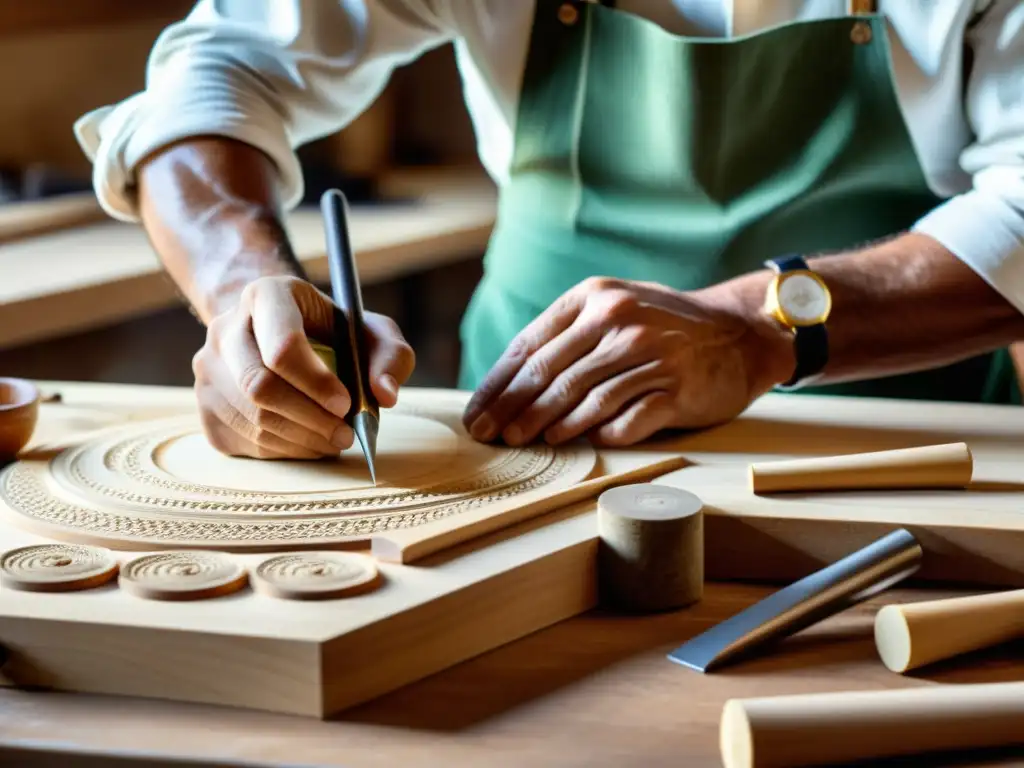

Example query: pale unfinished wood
[749,442,973,494]
[2,582,1023,768]
[596,484,703,612]
[0,390,601,553]
[0,377,39,460]
[371,452,692,563]
[0,169,497,351]
[874,589,1024,673]
[0,193,106,245]
[118,551,249,602]
[4,381,1024,727]
[0,543,118,593]
[0,385,684,717]
[250,552,381,601]
[720,682,1024,768]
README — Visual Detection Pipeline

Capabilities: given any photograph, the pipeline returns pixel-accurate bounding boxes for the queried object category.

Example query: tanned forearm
[713,233,1024,387]
[136,136,305,323]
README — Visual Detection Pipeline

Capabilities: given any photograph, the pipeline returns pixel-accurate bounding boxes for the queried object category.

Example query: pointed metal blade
[352,410,379,486]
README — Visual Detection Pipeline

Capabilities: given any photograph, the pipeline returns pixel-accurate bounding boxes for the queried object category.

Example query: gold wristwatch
[763,255,832,389]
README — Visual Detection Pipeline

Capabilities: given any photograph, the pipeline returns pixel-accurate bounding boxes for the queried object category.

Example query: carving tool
[749,442,973,494]
[874,587,1024,673]
[321,188,379,485]
[667,528,922,672]
[720,681,1024,768]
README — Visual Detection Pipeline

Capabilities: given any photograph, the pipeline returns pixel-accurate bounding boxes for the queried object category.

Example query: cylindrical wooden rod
[874,588,1024,673]
[720,682,1024,768]
[749,442,972,494]
[597,483,703,613]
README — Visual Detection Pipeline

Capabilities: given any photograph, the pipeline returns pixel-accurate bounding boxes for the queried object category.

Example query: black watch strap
[765,255,829,389]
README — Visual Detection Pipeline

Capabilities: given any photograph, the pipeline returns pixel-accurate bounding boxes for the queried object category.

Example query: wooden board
[4,382,1024,724]
[0,387,681,718]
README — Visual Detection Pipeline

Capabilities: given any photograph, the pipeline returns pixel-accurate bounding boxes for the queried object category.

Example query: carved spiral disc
[0,543,118,592]
[119,551,247,601]
[251,552,380,600]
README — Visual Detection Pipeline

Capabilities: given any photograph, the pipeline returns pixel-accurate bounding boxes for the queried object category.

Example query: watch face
[778,273,830,324]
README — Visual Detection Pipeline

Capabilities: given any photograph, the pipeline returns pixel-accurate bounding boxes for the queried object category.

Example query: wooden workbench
[1,381,1023,767]
[0,168,497,351]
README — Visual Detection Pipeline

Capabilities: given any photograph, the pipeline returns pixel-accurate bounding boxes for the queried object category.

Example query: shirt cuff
[73,65,304,223]
[912,183,1024,316]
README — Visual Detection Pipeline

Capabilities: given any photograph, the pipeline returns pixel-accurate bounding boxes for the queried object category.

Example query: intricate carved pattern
[0,543,118,591]
[0,399,594,549]
[252,552,378,599]
[119,551,246,600]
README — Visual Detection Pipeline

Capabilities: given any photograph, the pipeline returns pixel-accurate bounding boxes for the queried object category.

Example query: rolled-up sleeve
[74,0,453,221]
[913,0,1024,312]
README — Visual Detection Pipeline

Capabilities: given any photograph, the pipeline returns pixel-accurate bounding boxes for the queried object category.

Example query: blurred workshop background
[0,1,496,390]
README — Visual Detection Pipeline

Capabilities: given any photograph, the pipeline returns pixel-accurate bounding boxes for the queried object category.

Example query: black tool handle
[320,189,378,420]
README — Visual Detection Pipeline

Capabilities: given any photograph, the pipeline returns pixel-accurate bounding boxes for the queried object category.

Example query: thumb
[364,313,415,407]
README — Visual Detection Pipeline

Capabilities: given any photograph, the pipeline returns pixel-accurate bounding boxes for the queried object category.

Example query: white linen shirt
[75,0,1024,312]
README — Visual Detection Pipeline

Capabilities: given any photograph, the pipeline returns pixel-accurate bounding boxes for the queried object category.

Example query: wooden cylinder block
[720,682,1024,768]
[875,588,1024,673]
[749,442,973,494]
[597,483,703,613]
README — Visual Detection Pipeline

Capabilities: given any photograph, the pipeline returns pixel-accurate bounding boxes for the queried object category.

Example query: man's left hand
[462,276,792,447]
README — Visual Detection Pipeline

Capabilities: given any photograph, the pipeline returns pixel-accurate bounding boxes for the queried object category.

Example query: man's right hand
[191,274,414,460]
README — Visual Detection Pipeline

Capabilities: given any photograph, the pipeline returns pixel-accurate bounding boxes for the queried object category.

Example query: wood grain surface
[2,382,1024,766]
[2,582,1023,768]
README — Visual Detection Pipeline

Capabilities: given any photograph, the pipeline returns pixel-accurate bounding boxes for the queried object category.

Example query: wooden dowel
[874,588,1024,672]
[720,682,1024,768]
[749,442,973,494]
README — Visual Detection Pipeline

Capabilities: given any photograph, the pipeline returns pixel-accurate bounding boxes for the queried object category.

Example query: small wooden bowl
[0,378,40,461]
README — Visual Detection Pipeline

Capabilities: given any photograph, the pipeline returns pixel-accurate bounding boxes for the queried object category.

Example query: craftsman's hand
[193,275,415,459]
[462,277,791,447]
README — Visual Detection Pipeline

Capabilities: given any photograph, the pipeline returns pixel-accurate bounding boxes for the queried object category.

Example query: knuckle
[191,350,207,379]
[252,408,280,432]
[522,357,553,389]
[240,366,276,405]
[252,428,274,447]
[600,292,639,322]
[263,331,306,372]
[583,386,615,416]
[579,276,616,294]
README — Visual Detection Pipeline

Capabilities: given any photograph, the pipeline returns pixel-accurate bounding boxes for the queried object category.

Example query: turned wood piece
[749,442,973,494]
[720,682,1024,768]
[119,551,248,601]
[372,452,692,563]
[0,377,39,462]
[251,552,381,600]
[875,588,1024,673]
[597,483,703,612]
[0,543,118,592]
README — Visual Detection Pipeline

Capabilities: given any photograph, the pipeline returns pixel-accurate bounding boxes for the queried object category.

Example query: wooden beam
[0,0,193,37]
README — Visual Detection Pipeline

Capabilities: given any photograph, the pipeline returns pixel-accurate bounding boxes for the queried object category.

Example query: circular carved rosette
[251,552,381,600]
[119,551,248,601]
[0,543,118,592]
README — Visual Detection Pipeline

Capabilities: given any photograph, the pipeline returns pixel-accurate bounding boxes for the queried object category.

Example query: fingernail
[470,413,497,441]
[326,394,350,419]
[331,424,353,449]
[503,424,523,445]
[379,374,398,400]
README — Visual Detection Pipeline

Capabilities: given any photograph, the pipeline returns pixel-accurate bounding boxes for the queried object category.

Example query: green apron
[459,0,1020,405]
